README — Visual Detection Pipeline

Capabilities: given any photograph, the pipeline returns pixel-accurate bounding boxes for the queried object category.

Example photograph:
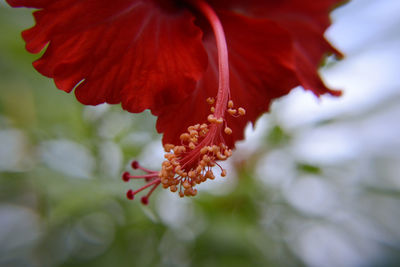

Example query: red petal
[11,0,208,113]
[210,0,344,96]
[157,12,299,147]
[253,0,345,96]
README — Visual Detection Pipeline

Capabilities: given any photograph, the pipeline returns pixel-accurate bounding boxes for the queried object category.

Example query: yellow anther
[228,100,234,108]
[174,165,182,173]
[183,180,191,189]
[203,154,211,163]
[205,170,215,180]
[171,158,179,166]
[212,145,220,154]
[199,129,208,137]
[180,133,190,142]
[165,153,175,160]
[238,107,246,116]
[184,189,192,196]
[162,183,169,189]
[160,171,167,178]
[196,165,203,174]
[164,144,175,152]
[200,146,209,154]
[191,189,198,196]
[188,124,200,132]
[228,108,237,115]
[221,169,227,177]
[189,130,198,138]
[179,191,184,198]
[224,149,232,157]
[224,127,232,135]
[206,97,215,105]
[207,114,217,123]
[170,185,178,192]
[162,160,171,167]
[210,106,215,113]
[188,170,196,179]
[189,142,196,150]
[217,151,227,160]
[173,146,186,154]
[215,117,223,124]
[166,165,173,171]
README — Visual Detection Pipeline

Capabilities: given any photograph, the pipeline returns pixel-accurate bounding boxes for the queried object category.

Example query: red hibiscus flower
[7,0,345,204]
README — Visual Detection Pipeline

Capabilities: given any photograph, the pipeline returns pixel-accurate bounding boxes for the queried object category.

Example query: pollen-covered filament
[160,98,245,197]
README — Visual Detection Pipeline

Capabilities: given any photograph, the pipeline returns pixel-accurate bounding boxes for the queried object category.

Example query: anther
[224,149,232,157]
[206,97,215,105]
[203,154,211,163]
[207,114,217,123]
[228,108,237,115]
[192,189,198,196]
[189,130,198,138]
[217,151,226,160]
[228,100,234,108]
[189,142,196,150]
[200,146,209,154]
[183,180,191,189]
[221,169,227,177]
[175,165,182,173]
[224,127,232,135]
[164,144,175,152]
[205,170,215,180]
[180,133,191,142]
[212,145,220,154]
[188,170,196,179]
[196,165,203,173]
[238,107,246,116]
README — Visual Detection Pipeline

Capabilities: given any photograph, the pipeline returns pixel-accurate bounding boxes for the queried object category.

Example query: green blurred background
[1,0,400,266]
